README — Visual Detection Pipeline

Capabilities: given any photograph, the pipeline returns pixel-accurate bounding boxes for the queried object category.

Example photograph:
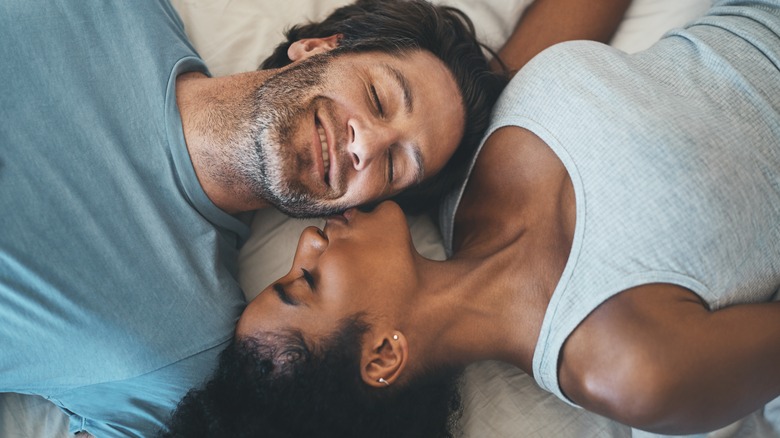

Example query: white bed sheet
[4,0,779,436]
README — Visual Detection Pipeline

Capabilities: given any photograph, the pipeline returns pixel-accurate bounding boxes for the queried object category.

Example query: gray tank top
[440,0,780,404]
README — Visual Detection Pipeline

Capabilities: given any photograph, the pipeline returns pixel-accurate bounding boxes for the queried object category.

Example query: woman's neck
[408,126,575,375]
[408,241,554,374]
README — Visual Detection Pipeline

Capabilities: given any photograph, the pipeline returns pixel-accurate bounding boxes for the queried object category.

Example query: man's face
[244,49,465,217]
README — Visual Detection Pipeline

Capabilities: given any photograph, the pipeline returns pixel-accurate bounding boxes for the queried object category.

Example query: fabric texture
[441,0,780,407]
[0,1,248,436]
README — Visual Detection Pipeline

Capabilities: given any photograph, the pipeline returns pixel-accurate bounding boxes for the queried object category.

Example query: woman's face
[237,201,421,340]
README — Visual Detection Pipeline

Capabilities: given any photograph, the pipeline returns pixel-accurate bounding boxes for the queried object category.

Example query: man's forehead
[338,47,437,67]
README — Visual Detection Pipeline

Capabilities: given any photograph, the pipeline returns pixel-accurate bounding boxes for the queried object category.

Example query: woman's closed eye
[273,283,299,306]
[301,268,315,290]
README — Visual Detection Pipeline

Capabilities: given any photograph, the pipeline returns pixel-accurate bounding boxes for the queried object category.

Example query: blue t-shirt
[0,1,248,436]
[441,0,780,407]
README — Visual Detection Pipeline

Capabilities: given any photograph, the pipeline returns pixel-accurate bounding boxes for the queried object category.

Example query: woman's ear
[287,34,342,62]
[361,331,408,388]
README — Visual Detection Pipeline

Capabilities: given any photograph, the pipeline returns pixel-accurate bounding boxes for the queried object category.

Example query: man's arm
[493,0,632,76]
[559,283,780,435]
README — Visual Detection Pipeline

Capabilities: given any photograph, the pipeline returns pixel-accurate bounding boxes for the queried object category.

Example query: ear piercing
[377,336,398,387]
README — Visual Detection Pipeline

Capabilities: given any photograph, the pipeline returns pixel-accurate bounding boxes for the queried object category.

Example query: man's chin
[257,176,348,217]
[269,196,345,219]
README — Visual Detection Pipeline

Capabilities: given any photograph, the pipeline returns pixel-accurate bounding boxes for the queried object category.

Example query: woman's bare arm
[559,283,780,434]
[494,0,632,76]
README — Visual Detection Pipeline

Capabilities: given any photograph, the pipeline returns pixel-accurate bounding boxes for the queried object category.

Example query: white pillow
[612,0,711,53]
[171,0,534,77]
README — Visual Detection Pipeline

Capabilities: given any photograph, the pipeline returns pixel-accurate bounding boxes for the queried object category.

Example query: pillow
[171,0,534,77]
[611,0,711,53]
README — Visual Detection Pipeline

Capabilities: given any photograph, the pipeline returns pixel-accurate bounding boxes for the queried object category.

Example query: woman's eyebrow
[273,283,298,306]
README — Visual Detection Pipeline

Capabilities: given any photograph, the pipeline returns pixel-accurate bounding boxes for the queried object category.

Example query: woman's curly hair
[260,0,508,214]
[161,315,463,438]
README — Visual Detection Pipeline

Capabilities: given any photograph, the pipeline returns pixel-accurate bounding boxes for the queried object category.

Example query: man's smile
[315,114,333,186]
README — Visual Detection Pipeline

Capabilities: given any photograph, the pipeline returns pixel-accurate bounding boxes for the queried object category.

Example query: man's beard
[234,53,349,218]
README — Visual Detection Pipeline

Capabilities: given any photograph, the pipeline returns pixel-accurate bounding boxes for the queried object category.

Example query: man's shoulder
[60,340,230,437]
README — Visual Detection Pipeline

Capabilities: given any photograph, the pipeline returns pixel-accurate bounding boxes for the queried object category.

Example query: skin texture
[177,42,464,217]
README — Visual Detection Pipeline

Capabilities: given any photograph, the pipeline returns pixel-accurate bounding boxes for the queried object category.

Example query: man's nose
[347,119,396,171]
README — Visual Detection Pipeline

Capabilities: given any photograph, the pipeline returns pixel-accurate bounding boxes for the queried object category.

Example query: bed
[2,0,778,436]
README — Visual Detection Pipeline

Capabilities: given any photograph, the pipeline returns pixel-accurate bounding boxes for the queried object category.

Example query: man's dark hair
[261,0,508,213]
[161,315,463,438]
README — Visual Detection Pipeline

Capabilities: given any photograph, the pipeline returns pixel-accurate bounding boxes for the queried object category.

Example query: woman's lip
[325,214,347,226]
[324,208,354,231]
[323,215,344,237]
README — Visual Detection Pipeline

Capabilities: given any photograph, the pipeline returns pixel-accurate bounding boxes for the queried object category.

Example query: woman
[165,0,780,437]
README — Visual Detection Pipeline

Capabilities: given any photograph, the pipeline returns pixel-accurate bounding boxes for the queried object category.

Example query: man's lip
[313,115,327,185]
[315,112,335,187]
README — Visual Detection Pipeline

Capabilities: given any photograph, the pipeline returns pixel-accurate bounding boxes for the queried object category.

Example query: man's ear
[287,34,342,62]
[360,331,408,388]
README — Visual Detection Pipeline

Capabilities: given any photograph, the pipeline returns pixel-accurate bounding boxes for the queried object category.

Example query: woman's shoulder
[558,283,711,425]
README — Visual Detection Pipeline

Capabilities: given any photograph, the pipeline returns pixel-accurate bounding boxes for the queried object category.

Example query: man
[179,0,511,218]
[0,0,503,436]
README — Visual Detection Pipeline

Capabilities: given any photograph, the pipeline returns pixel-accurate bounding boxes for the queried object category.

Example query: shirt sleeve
[53,342,226,438]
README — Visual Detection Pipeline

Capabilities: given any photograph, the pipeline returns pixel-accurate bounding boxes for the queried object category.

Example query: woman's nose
[295,226,328,261]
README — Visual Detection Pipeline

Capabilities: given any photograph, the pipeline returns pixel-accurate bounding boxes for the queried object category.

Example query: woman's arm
[559,283,780,434]
[493,0,632,76]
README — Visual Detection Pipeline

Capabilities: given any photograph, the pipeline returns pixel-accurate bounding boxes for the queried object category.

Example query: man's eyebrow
[382,64,413,115]
[380,64,423,183]
[273,283,297,306]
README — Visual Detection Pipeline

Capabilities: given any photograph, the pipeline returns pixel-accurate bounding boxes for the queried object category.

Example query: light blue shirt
[0,1,248,435]
[441,0,780,406]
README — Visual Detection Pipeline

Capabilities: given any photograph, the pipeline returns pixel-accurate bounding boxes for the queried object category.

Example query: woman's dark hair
[260,0,508,214]
[161,315,463,438]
